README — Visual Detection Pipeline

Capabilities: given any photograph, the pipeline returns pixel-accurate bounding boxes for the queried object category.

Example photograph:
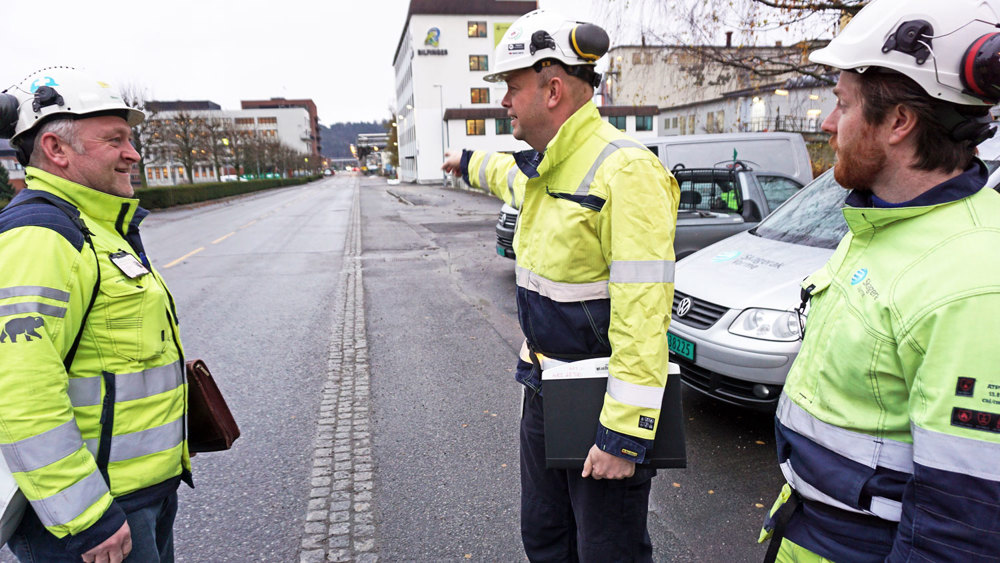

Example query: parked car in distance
[667,135,1000,411]
[496,132,812,260]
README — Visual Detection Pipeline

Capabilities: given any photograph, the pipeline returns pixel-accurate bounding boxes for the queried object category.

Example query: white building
[606,44,837,139]
[144,102,312,186]
[392,0,661,184]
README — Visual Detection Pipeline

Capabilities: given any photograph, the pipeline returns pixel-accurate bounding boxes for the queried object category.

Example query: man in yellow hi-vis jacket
[0,67,190,562]
[443,10,678,561]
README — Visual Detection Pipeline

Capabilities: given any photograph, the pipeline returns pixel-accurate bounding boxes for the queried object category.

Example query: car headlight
[729,308,802,342]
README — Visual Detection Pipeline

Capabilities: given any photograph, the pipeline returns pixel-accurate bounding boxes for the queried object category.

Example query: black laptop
[541,360,686,469]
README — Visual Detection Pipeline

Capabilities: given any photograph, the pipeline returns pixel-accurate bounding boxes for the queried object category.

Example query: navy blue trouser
[521,389,655,563]
[9,491,177,562]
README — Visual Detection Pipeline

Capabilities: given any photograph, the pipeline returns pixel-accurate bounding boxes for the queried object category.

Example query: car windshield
[752,169,848,250]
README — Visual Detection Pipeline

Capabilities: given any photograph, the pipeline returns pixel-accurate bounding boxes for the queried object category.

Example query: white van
[645,132,813,186]
[667,136,1000,410]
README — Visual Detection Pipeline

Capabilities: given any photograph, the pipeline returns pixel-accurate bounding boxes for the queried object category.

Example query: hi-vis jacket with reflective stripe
[0,167,189,554]
[461,102,679,463]
[771,162,1000,561]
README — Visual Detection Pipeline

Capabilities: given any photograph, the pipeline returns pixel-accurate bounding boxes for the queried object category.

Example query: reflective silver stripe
[575,139,648,196]
[0,421,84,473]
[0,302,66,318]
[506,167,518,208]
[517,340,566,371]
[609,260,675,284]
[69,361,185,407]
[32,469,108,528]
[108,418,183,463]
[913,424,1000,482]
[780,460,902,522]
[777,393,914,473]
[84,438,98,458]
[515,265,609,302]
[606,374,663,410]
[478,152,495,189]
[68,377,102,408]
[0,286,70,301]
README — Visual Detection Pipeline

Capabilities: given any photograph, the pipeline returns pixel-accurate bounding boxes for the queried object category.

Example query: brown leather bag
[185,359,240,453]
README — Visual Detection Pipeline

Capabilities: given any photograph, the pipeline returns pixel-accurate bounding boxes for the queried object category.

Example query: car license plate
[667,332,695,361]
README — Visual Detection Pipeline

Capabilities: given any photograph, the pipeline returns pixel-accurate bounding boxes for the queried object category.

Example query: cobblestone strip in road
[299,177,377,563]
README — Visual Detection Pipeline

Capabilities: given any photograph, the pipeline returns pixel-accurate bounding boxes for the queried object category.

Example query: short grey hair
[28,118,84,167]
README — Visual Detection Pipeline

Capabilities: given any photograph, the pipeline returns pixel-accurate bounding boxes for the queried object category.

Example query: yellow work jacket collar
[536,101,603,177]
[24,166,142,229]
[841,160,989,234]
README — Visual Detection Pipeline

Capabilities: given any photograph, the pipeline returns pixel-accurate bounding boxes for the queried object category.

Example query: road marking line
[239,220,258,229]
[164,247,204,269]
[212,232,235,244]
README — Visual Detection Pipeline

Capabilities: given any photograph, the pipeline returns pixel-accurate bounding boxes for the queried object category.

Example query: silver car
[668,141,1000,411]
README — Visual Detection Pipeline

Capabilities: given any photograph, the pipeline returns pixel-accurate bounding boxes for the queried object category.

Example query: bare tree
[597,0,866,82]
[119,83,158,187]
[159,110,206,184]
[201,117,229,181]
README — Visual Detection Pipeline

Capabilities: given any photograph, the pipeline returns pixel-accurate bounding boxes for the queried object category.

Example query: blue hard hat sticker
[851,268,868,285]
[29,76,58,93]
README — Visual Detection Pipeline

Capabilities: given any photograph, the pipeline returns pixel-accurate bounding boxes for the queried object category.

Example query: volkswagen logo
[676,297,693,318]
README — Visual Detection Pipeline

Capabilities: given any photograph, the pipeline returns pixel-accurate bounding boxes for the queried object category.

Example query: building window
[471,88,490,104]
[636,115,653,131]
[672,117,679,128]
[235,117,254,125]
[466,119,485,136]
[468,21,487,38]
[469,55,488,71]
[257,117,277,124]
[609,116,626,131]
[496,117,512,135]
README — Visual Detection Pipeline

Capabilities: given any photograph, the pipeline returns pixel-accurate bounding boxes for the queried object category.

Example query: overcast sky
[4,0,606,125]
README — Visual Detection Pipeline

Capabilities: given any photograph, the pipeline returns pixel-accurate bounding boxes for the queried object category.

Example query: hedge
[1,175,322,211]
[135,175,322,209]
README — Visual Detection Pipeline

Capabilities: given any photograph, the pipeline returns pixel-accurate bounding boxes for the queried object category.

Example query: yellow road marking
[164,247,204,269]
[239,220,258,229]
[212,232,235,244]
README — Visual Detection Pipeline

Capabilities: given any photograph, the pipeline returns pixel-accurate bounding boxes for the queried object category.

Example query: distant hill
[320,121,387,159]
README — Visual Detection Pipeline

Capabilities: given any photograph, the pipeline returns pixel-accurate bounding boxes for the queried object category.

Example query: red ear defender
[961,32,1000,103]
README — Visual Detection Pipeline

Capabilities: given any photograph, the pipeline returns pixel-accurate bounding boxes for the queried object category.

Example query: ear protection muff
[0,92,18,139]
[569,24,610,62]
[961,32,1000,103]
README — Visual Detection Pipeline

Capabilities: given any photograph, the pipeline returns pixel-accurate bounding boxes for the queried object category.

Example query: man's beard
[831,131,885,192]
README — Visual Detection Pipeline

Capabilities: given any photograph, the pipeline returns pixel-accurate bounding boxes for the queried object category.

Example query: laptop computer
[541,359,685,469]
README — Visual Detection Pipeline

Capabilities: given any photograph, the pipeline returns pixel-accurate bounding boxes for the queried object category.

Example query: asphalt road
[2,174,785,562]
[360,178,786,562]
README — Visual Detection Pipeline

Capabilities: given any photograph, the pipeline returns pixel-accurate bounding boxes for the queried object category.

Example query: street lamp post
[433,84,447,186]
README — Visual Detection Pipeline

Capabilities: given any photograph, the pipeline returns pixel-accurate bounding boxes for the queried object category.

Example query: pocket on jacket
[100,281,167,361]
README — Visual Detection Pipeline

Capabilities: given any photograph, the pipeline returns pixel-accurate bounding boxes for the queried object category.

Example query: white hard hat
[809,0,1000,106]
[483,9,609,86]
[0,67,144,145]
